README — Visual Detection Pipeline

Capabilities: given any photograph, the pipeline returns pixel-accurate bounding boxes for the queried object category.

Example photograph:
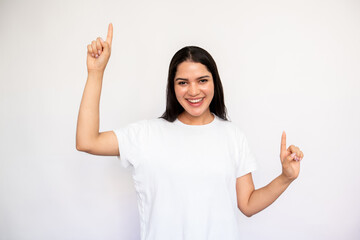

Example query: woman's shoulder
[215,116,238,129]
[122,117,169,130]
[215,116,248,138]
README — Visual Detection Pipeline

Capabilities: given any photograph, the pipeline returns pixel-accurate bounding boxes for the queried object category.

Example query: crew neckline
[175,113,218,127]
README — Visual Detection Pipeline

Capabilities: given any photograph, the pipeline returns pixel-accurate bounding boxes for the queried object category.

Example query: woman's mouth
[186,97,204,106]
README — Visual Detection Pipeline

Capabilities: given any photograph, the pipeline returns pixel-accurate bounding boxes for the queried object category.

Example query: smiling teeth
[188,98,203,103]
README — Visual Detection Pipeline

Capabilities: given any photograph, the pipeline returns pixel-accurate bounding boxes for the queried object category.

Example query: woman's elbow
[76,141,91,152]
[243,212,254,218]
[76,143,86,152]
[238,206,255,218]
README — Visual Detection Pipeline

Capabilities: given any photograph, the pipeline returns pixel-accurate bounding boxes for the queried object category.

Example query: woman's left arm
[236,131,304,217]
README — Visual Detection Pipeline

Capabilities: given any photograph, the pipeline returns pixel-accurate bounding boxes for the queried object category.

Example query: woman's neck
[177,111,214,125]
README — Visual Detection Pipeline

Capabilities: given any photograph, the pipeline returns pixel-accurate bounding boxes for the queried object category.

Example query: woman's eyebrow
[175,75,210,81]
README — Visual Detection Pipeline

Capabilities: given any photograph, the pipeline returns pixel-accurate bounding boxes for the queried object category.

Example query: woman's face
[174,61,214,121]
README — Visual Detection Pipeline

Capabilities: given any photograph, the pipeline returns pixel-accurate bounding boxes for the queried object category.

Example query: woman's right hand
[86,23,113,73]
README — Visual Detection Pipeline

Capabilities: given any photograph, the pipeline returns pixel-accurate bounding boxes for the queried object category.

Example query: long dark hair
[160,46,228,122]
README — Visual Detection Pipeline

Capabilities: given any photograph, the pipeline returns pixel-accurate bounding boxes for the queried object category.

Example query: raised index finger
[106,23,113,46]
[281,131,287,153]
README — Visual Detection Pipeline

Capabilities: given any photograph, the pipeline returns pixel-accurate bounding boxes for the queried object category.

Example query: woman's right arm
[76,23,119,156]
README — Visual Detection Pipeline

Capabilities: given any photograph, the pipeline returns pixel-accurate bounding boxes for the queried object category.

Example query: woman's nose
[188,83,200,96]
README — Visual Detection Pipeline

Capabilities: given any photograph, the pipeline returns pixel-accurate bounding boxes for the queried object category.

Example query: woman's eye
[178,81,187,85]
[200,79,208,83]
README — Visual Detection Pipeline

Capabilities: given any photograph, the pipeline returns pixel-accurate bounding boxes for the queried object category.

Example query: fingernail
[91,53,94,57]
[95,54,99,58]
[98,50,101,55]
[291,153,296,158]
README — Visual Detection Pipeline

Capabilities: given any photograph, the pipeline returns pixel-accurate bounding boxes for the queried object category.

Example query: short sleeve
[113,120,148,169]
[235,128,258,178]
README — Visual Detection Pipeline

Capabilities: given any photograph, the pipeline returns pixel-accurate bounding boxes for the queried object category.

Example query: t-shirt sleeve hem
[236,162,258,178]
[112,129,131,168]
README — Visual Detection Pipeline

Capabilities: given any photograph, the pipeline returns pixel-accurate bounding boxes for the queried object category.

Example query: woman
[76,23,304,240]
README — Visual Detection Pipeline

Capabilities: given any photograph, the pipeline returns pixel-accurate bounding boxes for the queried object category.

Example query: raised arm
[236,131,304,217]
[76,23,119,156]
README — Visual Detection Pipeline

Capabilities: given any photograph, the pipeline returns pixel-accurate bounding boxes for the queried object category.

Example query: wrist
[88,69,105,76]
[279,173,295,185]
[87,70,104,84]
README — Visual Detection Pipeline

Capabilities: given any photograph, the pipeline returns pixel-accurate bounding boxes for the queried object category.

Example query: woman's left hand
[280,131,304,181]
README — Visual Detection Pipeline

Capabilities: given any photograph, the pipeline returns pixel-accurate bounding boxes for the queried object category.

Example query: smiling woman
[161,46,228,123]
[174,61,215,125]
[76,24,304,240]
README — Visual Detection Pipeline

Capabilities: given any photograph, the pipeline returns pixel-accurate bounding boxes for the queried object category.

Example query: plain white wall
[1,0,359,239]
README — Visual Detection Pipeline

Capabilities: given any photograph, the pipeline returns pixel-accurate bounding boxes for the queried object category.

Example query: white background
[1,0,359,239]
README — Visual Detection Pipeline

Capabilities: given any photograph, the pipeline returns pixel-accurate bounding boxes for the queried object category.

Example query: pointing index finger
[281,131,286,153]
[106,23,113,46]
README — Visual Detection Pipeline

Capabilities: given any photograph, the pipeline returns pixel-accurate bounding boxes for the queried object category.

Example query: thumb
[286,152,296,162]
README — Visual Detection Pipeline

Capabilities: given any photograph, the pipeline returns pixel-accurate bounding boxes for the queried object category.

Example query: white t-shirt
[113,114,258,240]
